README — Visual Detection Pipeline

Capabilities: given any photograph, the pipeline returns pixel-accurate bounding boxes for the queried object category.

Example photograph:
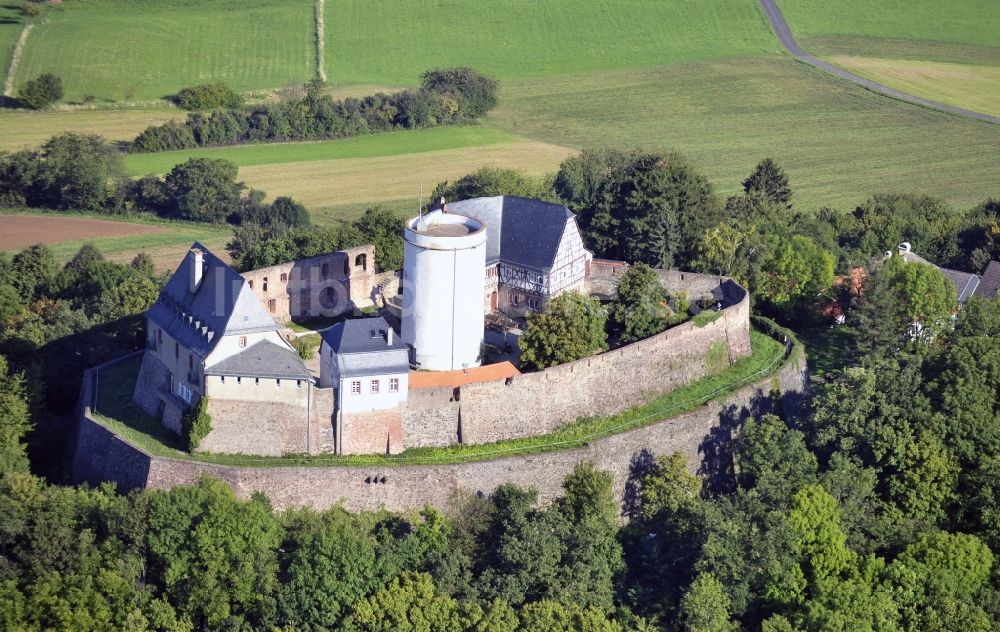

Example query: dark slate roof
[940,268,980,304]
[974,261,1000,299]
[444,196,576,272]
[321,316,407,354]
[147,243,278,357]
[321,317,409,378]
[204,340,313,380]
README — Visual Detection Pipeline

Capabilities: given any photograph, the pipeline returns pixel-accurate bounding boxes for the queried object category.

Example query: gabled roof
[321,316,409,378]
[147,243,278,356]
[205,340,313,380]
[899,250,980,304]
[445,196,578,273]
[974,261,1000,300]
[321,316,407,354]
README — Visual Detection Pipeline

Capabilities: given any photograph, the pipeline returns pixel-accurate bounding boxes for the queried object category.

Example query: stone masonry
[72,352,806,513]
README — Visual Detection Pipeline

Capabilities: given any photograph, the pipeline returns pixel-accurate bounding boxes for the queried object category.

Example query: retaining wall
[402,275,751,447]
[72,349,806,514]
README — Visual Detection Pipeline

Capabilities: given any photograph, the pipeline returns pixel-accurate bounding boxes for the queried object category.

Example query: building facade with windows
[134,244,314,439]
[440,196,593,316]
[320,316,409,454]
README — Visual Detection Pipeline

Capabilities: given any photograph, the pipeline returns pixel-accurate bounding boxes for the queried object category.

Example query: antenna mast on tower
[418,182,424,217]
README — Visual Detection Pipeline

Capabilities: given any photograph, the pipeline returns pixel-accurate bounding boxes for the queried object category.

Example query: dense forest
[1,149,1000,629]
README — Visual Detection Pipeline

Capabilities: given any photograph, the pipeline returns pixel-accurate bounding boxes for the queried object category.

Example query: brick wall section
[74,353,806,513]
[404,276,752,446]
[341,408,404,455]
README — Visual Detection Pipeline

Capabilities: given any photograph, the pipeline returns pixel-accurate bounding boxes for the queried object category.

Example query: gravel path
[759,0,1000,125]
[3,23,33,97]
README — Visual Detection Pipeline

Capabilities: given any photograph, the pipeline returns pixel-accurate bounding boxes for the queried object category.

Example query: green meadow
[123,126,517,175]
[13,0,314,101]
[325,0,779,84]
[0,5,26,81]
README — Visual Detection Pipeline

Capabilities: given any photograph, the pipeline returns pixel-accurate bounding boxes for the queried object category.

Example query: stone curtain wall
[403,276,752,448]
[73,353,806,512]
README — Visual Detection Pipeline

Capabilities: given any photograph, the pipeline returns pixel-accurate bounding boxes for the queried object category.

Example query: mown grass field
[325,0,779,84]
[239,137,573,223]
[0,5,26,82]
[488,58,1000,211]
[776,0,1000,119]
[0,108,183,152]
[13,0,314,102]
[828,56,1000,117]
[123,126,519,175]
[0,210,232,270]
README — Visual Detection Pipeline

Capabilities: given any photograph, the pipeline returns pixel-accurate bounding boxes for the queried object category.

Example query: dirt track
[758,0,1000,125]
[0,215,165,251]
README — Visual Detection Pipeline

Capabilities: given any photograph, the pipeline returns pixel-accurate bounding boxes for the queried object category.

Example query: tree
[10,244,57,299]
[554,148,634,214]
[0,355,31,473]
[610,263,670,342]
[885,433,958,524]
[518,291,607,370]
[351,206,404,271]
[577,151,719,268]
[162,158,244,223]
[278,510,379,630]
[93,273,159,323]
[742,158,792,209]
[519,600,624,632]
[35,133,124,211]
[752,235,834,311]
[18,74,63,110]
[680,573,736,632]
[348,572,466,632]
[144,479,282,628]
[432,167,552,204]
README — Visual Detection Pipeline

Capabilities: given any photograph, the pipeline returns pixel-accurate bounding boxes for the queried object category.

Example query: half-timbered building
[442,196,593,316]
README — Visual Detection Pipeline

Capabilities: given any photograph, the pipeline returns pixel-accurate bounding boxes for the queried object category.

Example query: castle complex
[128,195,754,460]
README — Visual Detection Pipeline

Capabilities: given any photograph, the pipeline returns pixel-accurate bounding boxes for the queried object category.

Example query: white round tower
[402,208,487,371]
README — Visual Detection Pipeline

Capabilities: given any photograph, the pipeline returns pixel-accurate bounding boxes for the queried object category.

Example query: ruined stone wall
[75,352,805,513]
[242,245,376,324]
[402,277,751,447]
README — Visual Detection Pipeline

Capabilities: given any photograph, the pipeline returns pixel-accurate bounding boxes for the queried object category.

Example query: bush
[18,73,63,110]
[181,396,212,452]
[131,120,197,153]
[19,2,41,17]
[421,67,498,118]
[175,82,243,111]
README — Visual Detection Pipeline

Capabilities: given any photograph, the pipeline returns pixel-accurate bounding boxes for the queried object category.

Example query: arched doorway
[490,291,498,312]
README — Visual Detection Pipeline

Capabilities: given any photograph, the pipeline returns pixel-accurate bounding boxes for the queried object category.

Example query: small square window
[220,376,225,384]
[255,378,260,386]
[390,378,399,393]
[239,336,247,348]
[280,273,288,282]
[371,380,380,394]
[237,377,242,384]
[248,280,253,289]
[351,380,361,394]
[276,379,281,387]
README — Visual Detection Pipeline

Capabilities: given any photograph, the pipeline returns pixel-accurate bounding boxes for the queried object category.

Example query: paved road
[758,0,1000,125]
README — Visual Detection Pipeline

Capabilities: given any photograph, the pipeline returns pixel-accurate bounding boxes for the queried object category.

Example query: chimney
[189,248,204,293]
[387,327,394,345]
[898,242,911,256]
[439,196,448,213]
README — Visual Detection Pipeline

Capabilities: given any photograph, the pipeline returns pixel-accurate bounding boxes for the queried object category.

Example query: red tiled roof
[409,361,521,389]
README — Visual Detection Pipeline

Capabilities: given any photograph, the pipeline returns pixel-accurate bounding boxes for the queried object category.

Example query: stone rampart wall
[73,352,806,513]
[402,275,751,448]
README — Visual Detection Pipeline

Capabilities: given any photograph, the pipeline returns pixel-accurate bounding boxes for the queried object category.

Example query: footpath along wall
[72,345,807,513]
